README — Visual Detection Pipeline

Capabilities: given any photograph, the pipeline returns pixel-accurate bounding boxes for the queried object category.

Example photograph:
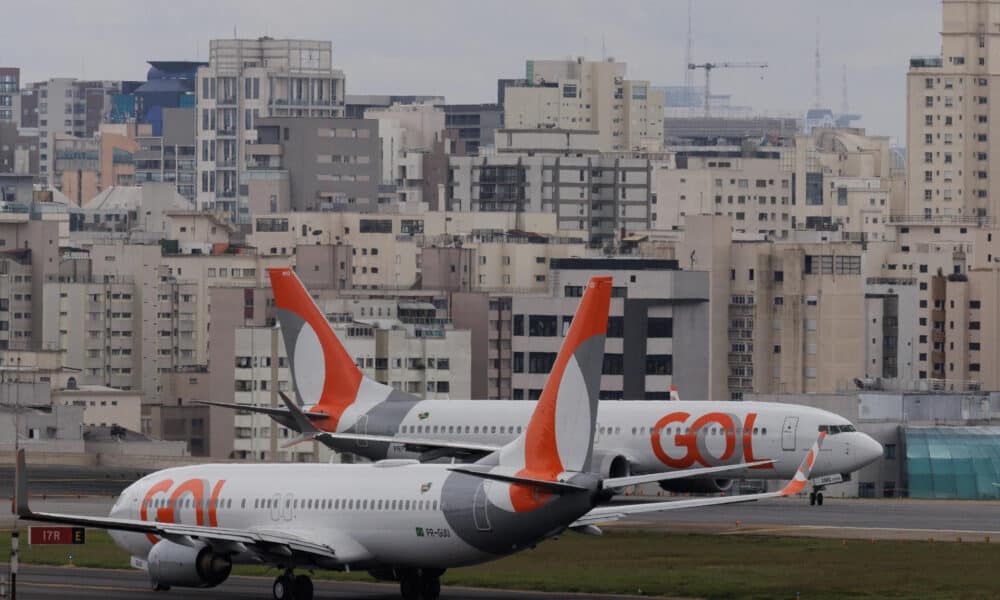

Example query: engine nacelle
[658,478,733,494]
[147,540,232,589]
[591,450,632,480]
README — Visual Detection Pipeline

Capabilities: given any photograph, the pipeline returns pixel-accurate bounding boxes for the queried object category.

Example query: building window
[528,315,557,337]
[646,318,673,338]
[645,355,672,375]
[528,352,557,374]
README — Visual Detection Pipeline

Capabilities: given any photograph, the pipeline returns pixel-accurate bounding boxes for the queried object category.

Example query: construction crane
[687,61,768,118]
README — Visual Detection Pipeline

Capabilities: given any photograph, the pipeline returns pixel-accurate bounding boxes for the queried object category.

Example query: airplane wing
[602,459,776,489]
[571,432,826,528]
[13,450,356,564]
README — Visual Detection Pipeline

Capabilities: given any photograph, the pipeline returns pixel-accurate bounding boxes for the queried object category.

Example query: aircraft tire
[293,574,314,600]
[421,572,442,600]
[273,574,293,600]
[816,492,824,506]
[400,572,421,600]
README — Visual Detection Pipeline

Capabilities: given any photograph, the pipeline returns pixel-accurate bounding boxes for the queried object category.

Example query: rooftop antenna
[813,16,823,108]
[840,64,849,115]
[601,34,607,61]
[684,0,694,103]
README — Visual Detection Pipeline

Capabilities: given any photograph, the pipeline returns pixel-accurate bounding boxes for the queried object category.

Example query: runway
[8,565,656,600]
[6,496,1000,539]
[615,496,1000,540]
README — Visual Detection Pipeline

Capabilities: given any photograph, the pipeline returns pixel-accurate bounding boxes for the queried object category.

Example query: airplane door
[781,417,798,451]
[356,415,368,448]
[473,481,492,532]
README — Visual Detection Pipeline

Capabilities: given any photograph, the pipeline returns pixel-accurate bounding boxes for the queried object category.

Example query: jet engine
[658,478,734,494]
[592,450,632,480]
[147,540,232,588]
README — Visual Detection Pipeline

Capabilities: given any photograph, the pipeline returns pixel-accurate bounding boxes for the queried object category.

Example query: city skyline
[3,0,939,142]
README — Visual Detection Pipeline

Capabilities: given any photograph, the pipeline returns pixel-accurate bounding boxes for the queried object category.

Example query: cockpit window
[819,424,856,434]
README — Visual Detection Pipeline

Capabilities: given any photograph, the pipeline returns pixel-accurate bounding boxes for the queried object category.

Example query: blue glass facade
[905,427,1000,499]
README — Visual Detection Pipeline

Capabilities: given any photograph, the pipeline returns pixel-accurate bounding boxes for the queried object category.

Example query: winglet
[14,448,30,517]
[669,385,680,401]
[779,432,826,497]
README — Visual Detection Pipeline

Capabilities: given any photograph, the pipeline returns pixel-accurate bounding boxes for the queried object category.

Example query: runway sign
[28,526,85,545]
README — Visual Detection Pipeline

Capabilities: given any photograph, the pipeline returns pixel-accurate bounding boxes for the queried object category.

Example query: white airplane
[204,268,881,506]
[15,276,825,600]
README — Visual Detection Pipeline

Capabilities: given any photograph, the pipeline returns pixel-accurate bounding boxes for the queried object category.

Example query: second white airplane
[205,268,881,505]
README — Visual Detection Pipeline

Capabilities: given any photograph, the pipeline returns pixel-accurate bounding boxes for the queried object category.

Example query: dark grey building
[510,258,712,401]
[0,121,37,177]
[253,117,381,212]
[442,104,502,156]
[136,107,197,201]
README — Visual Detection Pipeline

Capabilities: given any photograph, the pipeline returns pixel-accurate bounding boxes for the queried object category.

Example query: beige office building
[504,58,664,152]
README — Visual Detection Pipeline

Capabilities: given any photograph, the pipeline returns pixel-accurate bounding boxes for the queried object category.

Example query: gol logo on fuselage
[139,478,226,543]
[650,411,772,469]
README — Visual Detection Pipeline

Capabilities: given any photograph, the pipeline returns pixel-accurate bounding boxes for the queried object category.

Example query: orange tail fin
[517,276,612,477]
[268,268,365,427]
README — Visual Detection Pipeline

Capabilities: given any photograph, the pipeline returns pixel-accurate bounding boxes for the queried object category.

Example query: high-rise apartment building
[21,79,122,186]
[503,58,664,152]
[906,0,1000,221]
[0,68,18,123]
[195,38,346,223]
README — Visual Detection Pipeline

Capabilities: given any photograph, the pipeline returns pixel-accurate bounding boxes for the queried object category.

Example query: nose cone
[856,433,883,468]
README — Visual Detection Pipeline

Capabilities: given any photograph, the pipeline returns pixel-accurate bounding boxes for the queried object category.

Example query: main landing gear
[399,568,443,600]
[809,488,825,506]
[272,569,314,600]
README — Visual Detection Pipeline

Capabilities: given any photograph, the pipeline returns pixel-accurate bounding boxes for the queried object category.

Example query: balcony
[889,213,994,226]
[909,56,942,69]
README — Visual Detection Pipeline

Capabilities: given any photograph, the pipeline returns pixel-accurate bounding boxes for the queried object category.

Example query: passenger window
[753,428,759,435]
[491,426,497,434]
[762,428,767,435]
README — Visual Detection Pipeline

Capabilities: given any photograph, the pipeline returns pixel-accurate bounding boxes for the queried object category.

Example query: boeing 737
[204,268,881,506]
[16,277,825,600]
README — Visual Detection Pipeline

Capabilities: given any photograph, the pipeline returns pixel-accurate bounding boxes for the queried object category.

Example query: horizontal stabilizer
[447,466,588,494]
[603,459,776,489]
[314,431,500,456]
[195,400,328,421]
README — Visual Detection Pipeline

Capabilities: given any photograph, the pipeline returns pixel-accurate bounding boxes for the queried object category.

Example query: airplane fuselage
[312,400,881,479]
[110,462,598,572]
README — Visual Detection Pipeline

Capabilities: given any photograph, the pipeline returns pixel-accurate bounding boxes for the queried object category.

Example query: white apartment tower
[504,58,665,152]
[195,38,346,224]
[906,0,1000,222]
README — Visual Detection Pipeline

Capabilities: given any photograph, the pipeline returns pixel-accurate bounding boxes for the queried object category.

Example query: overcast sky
[2,0,942,142]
